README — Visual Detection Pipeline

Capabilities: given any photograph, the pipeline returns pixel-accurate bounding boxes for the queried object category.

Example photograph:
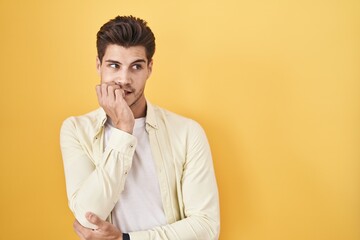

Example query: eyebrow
[105,59,147,65]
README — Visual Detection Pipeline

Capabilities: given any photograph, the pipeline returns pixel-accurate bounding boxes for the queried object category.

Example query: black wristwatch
[123,233,130,240]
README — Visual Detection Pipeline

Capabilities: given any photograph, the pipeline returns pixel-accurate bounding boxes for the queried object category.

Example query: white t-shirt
[104,117,167,233]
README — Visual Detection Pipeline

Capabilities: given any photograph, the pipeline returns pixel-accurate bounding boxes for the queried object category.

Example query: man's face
[96,44,152,109]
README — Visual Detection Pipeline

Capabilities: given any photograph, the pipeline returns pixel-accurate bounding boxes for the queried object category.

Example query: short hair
[96,15,156,63]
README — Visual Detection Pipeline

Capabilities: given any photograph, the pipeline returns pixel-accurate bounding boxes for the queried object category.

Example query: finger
[74,227,86,240]
[107,84,115,103]
[107,81,118,86]
[102,81,120,88]
[101,83,108,98]
[107,84,121,104]
[95,85,102,103]
[73,220,87,240]
[114,88,125,101]
[86,212,105,229]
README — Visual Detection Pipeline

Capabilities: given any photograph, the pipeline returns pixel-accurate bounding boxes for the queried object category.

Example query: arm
[60,118,136,229]
[129,122,220,239]
[68,121,220,239]
[61,83,136,229]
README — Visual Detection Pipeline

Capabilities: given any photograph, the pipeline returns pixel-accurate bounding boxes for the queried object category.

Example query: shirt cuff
[107,127,137,153]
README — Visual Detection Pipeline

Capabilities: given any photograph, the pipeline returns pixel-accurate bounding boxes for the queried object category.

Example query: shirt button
[130,144,134,148]
[124,171,128,175]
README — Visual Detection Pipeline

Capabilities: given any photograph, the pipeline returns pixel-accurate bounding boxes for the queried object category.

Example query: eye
[132,64,143,70]
[109,63,119,69]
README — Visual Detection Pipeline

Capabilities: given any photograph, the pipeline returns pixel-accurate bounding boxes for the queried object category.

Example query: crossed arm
[61,121,220,239]
[61,83,220,239]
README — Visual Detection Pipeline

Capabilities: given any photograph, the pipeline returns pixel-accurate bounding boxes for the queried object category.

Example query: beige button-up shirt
[60,102,220,239]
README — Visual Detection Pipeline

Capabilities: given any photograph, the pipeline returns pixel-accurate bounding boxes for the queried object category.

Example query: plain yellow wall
[0,0,359,239]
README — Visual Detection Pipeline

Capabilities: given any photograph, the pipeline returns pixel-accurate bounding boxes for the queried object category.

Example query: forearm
[129,153,220,239]
[61,118,136,229]
[125,120,220,239]
[68,161,127,229]
[128,214,220,240]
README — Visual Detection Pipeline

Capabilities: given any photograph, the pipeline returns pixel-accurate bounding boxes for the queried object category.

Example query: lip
[123,90,132,95]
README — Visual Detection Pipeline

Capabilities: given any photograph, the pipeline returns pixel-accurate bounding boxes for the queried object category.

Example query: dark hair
[96,15,156,63]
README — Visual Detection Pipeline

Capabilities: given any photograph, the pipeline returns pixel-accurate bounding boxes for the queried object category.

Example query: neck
[130,97,147,118]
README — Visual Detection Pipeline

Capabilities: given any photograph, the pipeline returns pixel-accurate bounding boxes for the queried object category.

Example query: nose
[116,69,132,86]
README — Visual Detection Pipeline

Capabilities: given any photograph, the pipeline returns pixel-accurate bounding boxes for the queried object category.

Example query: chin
[124,99,133,106]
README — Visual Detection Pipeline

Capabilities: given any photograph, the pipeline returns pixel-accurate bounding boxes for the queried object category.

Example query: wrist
[115,125,133,134]
[112,120,134,134]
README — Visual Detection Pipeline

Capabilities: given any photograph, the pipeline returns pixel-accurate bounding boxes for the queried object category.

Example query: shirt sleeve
[60,117,137,229]
[128,121,220,240]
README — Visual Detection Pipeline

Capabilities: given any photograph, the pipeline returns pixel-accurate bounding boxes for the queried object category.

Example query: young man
[60,16,220,240]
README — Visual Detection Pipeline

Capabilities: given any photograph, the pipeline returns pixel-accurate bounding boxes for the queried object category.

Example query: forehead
[103,44,147,63]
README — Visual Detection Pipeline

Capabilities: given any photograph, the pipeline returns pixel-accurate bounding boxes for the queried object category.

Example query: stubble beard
[128,89,145,109]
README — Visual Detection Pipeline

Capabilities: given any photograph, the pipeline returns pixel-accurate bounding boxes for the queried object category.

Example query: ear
[147,60,153,78]
[96,56,101,76]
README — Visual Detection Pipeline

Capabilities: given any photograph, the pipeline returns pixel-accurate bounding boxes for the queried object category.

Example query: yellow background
[0,0,359,239]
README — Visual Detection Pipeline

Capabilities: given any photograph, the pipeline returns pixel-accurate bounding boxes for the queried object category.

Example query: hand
[96,82,135,134]
[73,212,122,240]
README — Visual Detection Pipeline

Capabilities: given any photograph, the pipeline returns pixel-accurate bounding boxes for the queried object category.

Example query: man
[60,16,220,240]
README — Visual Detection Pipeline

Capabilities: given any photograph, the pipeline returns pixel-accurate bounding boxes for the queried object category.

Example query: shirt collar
[94,100,158,138]
[92,108,107,140]
[145,101,158,130]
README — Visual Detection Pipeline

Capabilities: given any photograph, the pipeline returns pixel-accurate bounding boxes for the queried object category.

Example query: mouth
[123,90,133,96]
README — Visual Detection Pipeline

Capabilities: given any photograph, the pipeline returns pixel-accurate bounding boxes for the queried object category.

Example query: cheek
[135,78,147,89]
[100,71,116,83]
[132,73,147,85]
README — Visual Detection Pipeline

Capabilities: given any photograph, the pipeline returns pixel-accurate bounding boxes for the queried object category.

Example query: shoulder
[150,103,205,137]
[151,104,211,161]
[60,108,104,135]
[152,104,201,126]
